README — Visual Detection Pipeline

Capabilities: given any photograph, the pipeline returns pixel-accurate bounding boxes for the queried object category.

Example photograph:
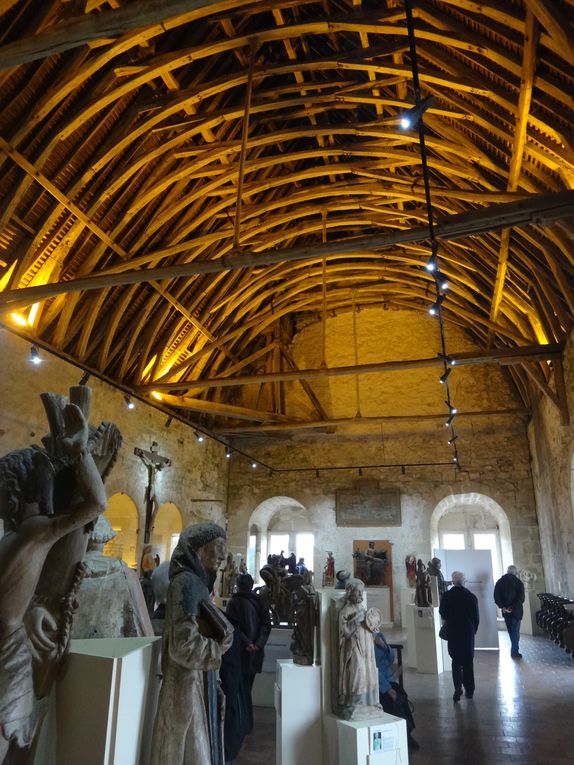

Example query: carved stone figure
[519,568,537,590]
[323,551,335,587]
[335,568,351,589]
[415,559,431,607]
[257,560,292,625]
[405,554,417,587]
[289,572,319,666]
[0,386,122,764]
[150,523,234,765]
[150,561,170,635]
[427,557,449,600]
[72,516,153,639]
[239,558,247,575]
[331,578,383,720]
[220,552,239,598]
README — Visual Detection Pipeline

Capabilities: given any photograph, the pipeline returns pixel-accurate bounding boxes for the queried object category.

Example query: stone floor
[237,631,574,765]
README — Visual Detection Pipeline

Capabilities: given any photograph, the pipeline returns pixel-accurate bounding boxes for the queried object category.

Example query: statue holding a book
[150,523,234,765]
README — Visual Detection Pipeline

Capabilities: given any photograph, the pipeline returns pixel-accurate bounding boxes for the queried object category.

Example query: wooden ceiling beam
[156,392,297,423]
[1,189,572,309]
[134,343,563,391]
[213,408,531,434]
[488,9,538,345]
[523,0,574,67]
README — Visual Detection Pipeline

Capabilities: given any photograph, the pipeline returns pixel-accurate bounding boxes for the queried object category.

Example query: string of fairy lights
[403,0,460,468]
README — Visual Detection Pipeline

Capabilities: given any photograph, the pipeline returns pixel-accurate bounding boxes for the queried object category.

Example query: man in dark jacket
[494,565,525,658]
[439,571,480,702]
[225,574,272,733]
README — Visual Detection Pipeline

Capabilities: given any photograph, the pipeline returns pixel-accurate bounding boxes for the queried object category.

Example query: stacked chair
[536,593,574,655]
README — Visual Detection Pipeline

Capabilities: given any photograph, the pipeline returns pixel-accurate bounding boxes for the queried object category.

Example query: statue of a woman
[333,578,382,720]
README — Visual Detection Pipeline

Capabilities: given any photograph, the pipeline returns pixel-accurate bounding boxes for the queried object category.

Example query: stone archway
[430,492,513,574]
[246,496,310,576]
[104,492,140,569]
[153,501,183,564]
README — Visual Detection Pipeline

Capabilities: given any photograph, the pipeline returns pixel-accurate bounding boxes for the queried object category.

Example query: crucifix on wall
[134,441,171,543]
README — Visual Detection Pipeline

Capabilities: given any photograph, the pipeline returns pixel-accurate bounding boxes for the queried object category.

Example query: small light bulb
[251,462,257,469]
[400,116,411,129]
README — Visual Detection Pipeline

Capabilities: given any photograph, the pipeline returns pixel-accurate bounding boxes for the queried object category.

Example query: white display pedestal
[54,637,161,765]
[275,660,322,765]
[337,714,408,765]
[253,627,292,707]
[318,588,346,765]
[405,603,417,669]
[364,587,393,627]
[521,591,543,636]
[399,589,416,630]
[414,606,444,674]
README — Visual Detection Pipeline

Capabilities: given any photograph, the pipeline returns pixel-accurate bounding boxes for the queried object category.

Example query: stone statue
[257,560,292,625]
[0,386,122,764]
[332,578,383,720]
[322,551,335,587]
[427,557,449,600]
[150,523,234,765]
[72,516,153,639]
[219,552,238,598]
[289,571,319,666]
[519,568,537,590]
[150,561,170,635]
[405,554,417,587]
[239,558,247,575]
[335,568,351,590]
[415,559,431,606]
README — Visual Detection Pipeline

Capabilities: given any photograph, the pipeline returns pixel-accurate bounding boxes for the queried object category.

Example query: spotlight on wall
[79,371,91,385]
[195,432,204,443]
[448,435,458,445]
[445,413,456,427]
[399,95,434,130]
[225,448,232,459]
[439,367,451,385]
[425,254,437,272]
[124,394,135,410]
[30,345,42,365]
[165,417,173,428]
[251,462,257,469]
[445,401,457,414]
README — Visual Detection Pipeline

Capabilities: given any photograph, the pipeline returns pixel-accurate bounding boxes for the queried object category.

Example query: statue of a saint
[405,554,417,587]
[150,523,234,765]
[415,559,431,607]
[0,387,122,763]
[332,578,383,720]
[427,557,449,600]
[72,516,153,639]
[289,572,319,665]
[219,552,238,598]
[322,551,335,587]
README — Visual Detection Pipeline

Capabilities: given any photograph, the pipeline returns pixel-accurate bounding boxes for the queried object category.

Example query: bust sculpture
[150,523,234,765]
[332,578,383,720]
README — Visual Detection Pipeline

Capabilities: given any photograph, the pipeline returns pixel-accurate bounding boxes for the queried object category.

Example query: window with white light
[295,532,314,569]
[442,532,465,550]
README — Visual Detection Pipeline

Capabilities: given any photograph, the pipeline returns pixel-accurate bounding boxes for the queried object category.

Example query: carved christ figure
[0,399,108,762]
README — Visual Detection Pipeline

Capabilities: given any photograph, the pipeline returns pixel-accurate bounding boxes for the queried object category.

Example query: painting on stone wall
[336,480,401,527]
[352,539,393,588]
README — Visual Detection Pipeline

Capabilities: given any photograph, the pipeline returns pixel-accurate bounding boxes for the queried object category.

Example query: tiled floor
[237,632,574,764]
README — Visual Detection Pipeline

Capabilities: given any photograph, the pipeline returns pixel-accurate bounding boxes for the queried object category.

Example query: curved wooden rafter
[0,0,573,432]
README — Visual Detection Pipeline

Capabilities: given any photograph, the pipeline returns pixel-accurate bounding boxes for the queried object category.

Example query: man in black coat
[494,565,525,658]
[439,571,480,702]
[225,574,272,733]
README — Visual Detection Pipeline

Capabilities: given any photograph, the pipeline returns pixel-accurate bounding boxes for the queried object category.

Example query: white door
[434,548,498,649]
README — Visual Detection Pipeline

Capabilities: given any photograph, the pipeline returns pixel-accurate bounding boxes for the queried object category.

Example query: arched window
[104,493,140,568]
[153,502,183,564]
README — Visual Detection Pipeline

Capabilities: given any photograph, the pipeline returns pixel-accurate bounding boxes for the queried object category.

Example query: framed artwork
[335,483,401,527]
[353,539,393,588]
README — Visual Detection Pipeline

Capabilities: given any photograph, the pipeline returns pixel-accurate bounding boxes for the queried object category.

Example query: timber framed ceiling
[0,0,573,438]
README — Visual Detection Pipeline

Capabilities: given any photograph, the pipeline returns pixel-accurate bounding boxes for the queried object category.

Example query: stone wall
[0,331,229,563]
[527,331,574,596]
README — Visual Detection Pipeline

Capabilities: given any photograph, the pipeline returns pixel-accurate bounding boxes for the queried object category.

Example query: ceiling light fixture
[399,94,434,130]
[30,345,42,365]
[439,368,451,385]
[124,394,135,410]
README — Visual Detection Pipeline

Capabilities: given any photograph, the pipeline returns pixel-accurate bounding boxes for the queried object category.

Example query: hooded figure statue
[150,523,234,765]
